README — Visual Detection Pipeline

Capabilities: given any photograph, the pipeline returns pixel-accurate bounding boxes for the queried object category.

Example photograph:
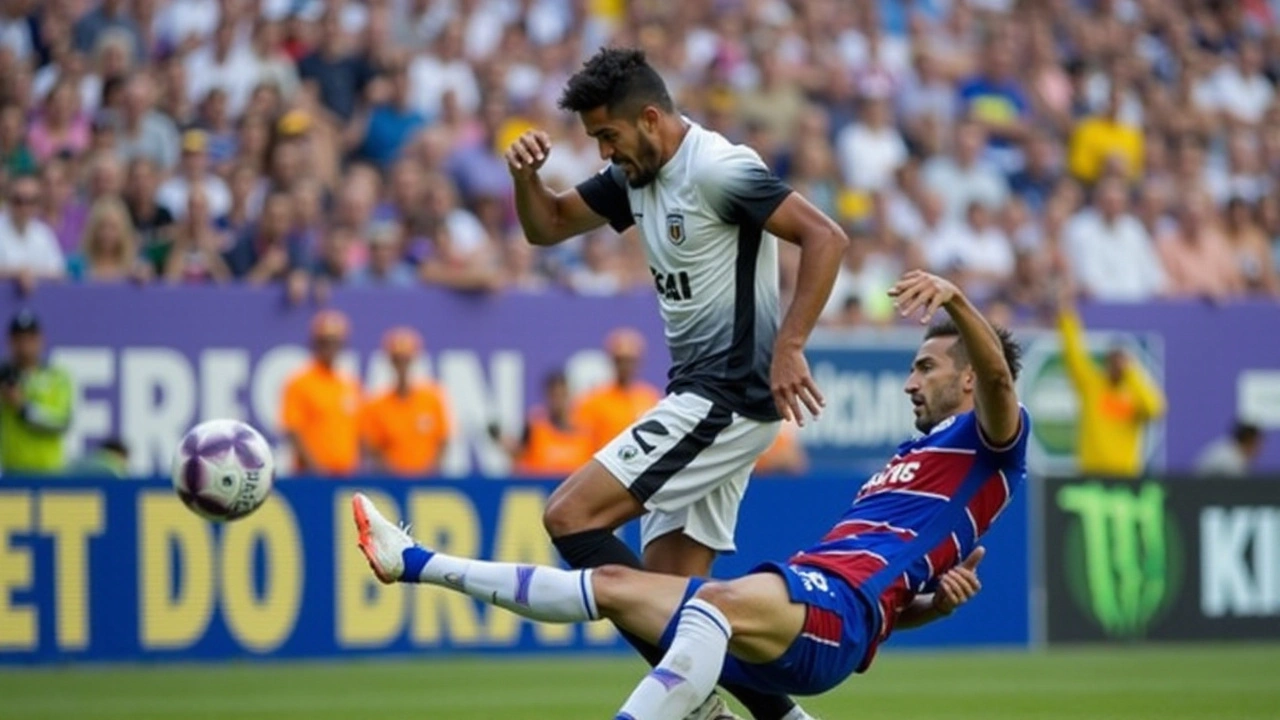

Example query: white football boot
[352,492,420,584]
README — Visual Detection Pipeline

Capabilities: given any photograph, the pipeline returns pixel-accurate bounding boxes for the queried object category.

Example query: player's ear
[638,105,661,132]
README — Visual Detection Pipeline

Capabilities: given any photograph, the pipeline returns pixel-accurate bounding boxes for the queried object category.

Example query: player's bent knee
[589,564,642,618]
[541,494,582,538]
[692,581,741,622]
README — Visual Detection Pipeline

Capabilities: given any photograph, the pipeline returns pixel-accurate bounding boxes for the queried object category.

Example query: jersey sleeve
[977,405,1032,467]
[574,165,634,233]
[697,146,793,229]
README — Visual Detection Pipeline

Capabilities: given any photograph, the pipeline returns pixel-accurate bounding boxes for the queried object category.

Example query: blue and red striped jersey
[790,406,1031,669]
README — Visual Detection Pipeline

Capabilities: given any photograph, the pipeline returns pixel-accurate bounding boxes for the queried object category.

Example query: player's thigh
[543,459,645,536]
[642,529,717,577]
[591,565,691,646]
[696,573,806,665]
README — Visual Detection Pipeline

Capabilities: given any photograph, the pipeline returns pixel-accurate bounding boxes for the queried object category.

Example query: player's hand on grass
[505,130,552,178]
[771,343,824,427]
[888,270,962,325]
[933,546,984,615]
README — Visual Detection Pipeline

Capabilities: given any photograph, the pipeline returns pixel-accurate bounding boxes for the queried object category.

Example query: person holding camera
[0,310,72,474]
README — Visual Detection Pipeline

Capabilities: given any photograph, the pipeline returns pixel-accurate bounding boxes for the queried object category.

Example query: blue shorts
[658,562,879,696]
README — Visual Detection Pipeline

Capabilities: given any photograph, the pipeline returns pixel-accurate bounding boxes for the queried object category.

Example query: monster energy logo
[1057,482,1182,637]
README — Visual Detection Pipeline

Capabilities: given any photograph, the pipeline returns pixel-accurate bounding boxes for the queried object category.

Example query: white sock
[414,552,598,623]
[781,707,815,720]
[615,598,731,720]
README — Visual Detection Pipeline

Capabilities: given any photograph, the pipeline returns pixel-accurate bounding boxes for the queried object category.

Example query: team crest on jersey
[665,213,685,245]
[618,445,639,462]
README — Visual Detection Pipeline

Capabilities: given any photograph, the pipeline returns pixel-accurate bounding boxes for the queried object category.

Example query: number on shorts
[630,420,670,454]
[796,569,829,593]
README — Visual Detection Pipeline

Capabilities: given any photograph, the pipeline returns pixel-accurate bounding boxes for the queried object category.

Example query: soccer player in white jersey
[504,48,849,720]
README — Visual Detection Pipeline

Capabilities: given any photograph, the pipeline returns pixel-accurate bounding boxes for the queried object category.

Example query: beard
[912,384,965,433]
[621,132,663,188]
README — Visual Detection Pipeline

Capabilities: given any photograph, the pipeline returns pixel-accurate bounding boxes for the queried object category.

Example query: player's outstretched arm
[506,130,610,246]
[889,270,1021,446]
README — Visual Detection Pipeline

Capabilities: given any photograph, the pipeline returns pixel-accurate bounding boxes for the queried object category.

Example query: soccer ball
[171,419,275,521]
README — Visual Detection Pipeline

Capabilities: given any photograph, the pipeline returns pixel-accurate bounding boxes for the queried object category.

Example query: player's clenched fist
[505,130,552,177]
[932,546,984,615]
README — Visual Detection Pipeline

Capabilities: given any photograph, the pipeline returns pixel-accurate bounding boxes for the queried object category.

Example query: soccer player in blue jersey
[353,270,1026,719]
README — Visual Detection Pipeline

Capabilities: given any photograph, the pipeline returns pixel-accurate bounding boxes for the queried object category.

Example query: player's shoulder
[684,124,769,180]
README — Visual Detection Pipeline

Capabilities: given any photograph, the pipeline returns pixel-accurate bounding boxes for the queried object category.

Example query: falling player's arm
[898,546,986,629]
[944,289,1021,447]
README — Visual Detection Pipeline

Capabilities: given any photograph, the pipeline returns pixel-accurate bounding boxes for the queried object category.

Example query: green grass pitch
[5,644,1278,719]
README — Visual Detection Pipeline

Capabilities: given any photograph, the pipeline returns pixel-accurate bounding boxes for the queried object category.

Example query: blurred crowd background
[0,0,1279,329]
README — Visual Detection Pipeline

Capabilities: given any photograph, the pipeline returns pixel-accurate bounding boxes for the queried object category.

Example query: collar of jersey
[656,117,697,184]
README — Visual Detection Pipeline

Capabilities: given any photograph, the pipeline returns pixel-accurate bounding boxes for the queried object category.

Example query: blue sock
[401,546,434,580]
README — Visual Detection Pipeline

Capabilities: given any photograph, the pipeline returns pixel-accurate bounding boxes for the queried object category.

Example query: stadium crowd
[0,0,1278,328]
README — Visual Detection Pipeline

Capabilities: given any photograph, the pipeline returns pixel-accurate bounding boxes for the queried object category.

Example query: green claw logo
[1058,482,1182,637]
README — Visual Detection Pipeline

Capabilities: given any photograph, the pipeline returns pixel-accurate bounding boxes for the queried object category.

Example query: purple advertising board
[0,285,1275,475]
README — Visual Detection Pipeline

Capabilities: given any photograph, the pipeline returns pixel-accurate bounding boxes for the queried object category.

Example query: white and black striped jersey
[576,121,792,421]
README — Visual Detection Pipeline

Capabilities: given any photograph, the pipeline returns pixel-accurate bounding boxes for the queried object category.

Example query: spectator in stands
[836,89,907,192]
[27,79,89,163]
[67,196,150,283]
[0,175,65,291]
[224,190,305,284]
[0,310,72,474]
[1156,192,1242,300]
[1068,82,1143,185]
[0,103,34,176]
[73,0,142,64]
[495,369,592,478]
[573,328,661,455]
[298,9,373,123]
[113,73,180,171]
[349,221,415,288]
[347,58,428,171]
[1195,421,1265,477]
[123,157,174,268]
[1054,286,1166,479]
[1009,131,1062,214]
[1223,197,1280,297]
[927,201,1015,306]
[279,309,362,477]
[156,129,232,220]
[957,39,1030,171]
[37,157,87,255]
[416,172,503,292]
[922,122,1009,221]
[1064,177,1167,302]
[360,327,453,476]
[160,189,232,284]
[184,18,257,119]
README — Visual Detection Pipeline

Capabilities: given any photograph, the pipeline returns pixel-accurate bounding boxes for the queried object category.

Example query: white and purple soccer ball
[171,419,275,521]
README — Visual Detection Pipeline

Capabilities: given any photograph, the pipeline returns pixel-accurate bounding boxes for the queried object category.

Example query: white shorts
[594,391,781,553]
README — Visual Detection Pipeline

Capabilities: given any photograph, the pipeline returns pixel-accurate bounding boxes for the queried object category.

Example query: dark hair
[1232,421,1262,444]
[923,320,1023,381]
[558,47,674,117]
